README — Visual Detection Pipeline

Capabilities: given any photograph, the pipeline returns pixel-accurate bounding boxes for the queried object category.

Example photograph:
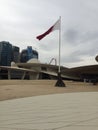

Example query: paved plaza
[0,92,98,130]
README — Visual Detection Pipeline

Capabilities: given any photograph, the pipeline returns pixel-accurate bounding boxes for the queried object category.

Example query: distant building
[20,46,38,63]
[0,41,20,66]
[12,46,20,63]
[0,42,39,79]
[0,41,12,66]
[0,42,38,66]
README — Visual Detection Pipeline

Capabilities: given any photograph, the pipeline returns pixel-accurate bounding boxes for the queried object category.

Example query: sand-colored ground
[0,80,98,101]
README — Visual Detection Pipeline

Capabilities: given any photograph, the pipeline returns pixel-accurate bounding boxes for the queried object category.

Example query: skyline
[0,0,98,67]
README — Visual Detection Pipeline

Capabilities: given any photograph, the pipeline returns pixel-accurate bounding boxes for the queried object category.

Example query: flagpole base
[55,72,66,87]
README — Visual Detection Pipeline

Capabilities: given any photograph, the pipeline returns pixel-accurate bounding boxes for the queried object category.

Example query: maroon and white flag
[36,19,60,40]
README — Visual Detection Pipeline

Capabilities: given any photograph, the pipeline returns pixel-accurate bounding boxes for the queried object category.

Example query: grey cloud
[61,40,98,64]
[64,28,98,45]
[61,50,84,64]
[81,31,98,43]
[39,39,56,49]
[64,29,80,44]
[61,55,82,63]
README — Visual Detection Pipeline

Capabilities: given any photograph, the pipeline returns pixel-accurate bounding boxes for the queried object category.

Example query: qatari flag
[36,19,60,40]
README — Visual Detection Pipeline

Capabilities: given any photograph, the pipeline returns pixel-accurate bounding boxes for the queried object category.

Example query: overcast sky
[0,0,98,67]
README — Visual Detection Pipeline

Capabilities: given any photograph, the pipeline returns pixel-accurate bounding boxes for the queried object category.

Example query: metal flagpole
[58,16,61,73]
[55,16,65,87]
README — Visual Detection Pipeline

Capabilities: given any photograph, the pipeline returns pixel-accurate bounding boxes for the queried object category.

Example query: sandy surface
[0,80,98,101]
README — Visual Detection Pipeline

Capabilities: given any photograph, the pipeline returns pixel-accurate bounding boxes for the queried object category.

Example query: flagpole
[58,16,61,73]
[55,16,65,87]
